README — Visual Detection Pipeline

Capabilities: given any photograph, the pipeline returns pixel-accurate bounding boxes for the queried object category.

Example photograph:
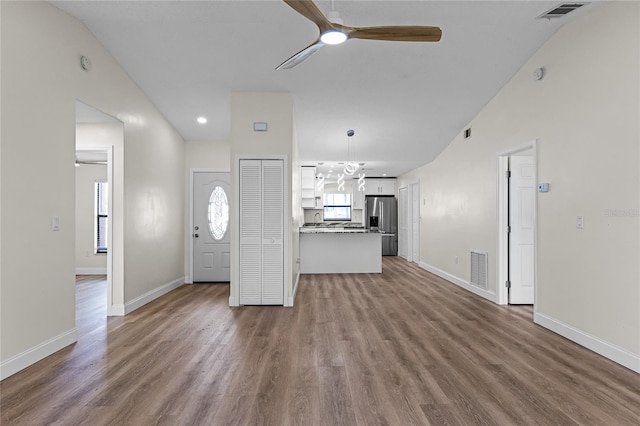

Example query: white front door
[509,156,535,304]
[193,172,231,282]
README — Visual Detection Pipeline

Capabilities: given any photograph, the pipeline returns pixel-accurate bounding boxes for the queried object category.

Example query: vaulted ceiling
[54,1,600,177]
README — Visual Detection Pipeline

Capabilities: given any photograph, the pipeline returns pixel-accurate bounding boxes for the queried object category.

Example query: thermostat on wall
[538,183,550,193]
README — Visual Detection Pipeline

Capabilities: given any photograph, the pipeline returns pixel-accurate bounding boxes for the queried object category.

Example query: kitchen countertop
[299,227,375,234]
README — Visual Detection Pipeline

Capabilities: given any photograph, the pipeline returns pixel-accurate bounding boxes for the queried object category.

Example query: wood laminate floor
[1,258,639,425]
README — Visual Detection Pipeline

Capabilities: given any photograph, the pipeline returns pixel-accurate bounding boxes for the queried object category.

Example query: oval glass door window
[208,186,229,240]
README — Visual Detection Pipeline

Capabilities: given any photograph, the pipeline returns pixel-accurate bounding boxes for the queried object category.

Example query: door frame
[409,181,420,263]
[496,139,538,306]
[188,168,230,284]
[398,186,409,260]
[231,155,290,307]
[75,145,115,315]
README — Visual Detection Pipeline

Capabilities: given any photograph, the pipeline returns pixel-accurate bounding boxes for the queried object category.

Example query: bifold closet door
[239,159,284,305]
[261,160,284,304]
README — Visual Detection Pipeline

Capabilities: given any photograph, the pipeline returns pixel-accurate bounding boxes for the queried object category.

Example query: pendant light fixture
[342,129,366,192]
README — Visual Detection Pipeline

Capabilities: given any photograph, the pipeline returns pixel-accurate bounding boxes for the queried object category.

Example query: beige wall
[1,1,185,377]
[184,140,230,281]
[75,163,107,271]
[399,2,639,368]
[229,92,297,306]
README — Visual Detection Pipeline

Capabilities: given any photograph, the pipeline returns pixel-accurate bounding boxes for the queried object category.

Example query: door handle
[194,233,199,238]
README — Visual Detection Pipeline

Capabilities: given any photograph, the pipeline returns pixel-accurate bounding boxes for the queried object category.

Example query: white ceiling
[54,1,600,177]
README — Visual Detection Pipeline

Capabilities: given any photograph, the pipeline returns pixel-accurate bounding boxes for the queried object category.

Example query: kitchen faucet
[314,212,321,223]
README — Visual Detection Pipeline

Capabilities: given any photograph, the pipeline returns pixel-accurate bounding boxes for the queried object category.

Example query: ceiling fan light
[320,30,347,45]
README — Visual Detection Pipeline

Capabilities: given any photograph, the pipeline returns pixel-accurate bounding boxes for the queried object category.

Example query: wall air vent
[538,3,588,19]
[470,250,488,289]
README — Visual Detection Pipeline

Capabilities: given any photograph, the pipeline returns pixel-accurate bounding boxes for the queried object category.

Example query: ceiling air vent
[538,3,588,19]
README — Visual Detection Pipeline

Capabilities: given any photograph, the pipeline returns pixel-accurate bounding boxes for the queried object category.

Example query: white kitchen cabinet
[314,186,324,209]
[365,178,396,196]
[239,159,284,305]
[352,188,364,210]
[301,166,316,209]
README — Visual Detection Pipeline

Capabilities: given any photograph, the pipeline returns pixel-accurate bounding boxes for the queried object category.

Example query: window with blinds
[95,181,108,253]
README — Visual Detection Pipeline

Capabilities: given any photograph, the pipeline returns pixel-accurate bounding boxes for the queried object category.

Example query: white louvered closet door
[239,160,262,304]
[239,159,284,305]
[261,160,284,304]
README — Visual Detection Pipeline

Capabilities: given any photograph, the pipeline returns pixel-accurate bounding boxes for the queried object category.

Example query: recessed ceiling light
[196,117,207,124]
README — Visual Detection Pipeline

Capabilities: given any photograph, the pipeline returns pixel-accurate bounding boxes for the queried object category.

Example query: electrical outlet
[51,216,60,231]
[576,215,584,229]
[454,256,459,264]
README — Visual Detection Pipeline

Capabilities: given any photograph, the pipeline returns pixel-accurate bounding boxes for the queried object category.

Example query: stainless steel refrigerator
[365,195,398,256]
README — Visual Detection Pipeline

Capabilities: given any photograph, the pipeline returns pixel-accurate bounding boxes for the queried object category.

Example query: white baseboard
[534,312,640,374]
[0,328,77,380]
[75,267,107,275]
[110,304,125,316]
[228,295,239,307]
[287,271,300,307]
[418,261,639,373]
[184,274,192,284]
[124,277,185,315]
[418,261,497,303]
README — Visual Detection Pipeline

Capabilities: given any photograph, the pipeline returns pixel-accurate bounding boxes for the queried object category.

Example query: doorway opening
[75,101,123,318]
[398,187,409,259]
[398,182,420,263]
[409,182,420,263]
[497,141,538,307]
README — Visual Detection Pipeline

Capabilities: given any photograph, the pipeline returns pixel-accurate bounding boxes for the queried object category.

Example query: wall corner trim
[124,277,185,315]
[534,312,640,374]
[418,261,498,303]
[0,328,78,380]
[228,296,239,307]
[287,271,301,307]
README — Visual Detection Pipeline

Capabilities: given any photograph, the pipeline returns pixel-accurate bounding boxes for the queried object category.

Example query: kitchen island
[299,226,382,274]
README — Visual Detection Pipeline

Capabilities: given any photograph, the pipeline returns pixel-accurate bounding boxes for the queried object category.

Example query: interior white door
[398,187,409,259]
[239,159,284,305]
[261,161,284,305]
[240,160,262,304]
[411,183,420,263]
[509,156,535,304]
[193,172,231,282]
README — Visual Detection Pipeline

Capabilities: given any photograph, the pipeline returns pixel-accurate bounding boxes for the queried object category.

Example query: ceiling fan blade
[347,25,442,42]
[276,40,325,70]
[283,0,333,32]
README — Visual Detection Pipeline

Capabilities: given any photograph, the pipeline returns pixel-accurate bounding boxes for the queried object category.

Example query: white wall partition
[229,93,297,307]
[1,1,185,379]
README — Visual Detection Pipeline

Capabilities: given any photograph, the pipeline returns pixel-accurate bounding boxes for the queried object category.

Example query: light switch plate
[51,216,60,231]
